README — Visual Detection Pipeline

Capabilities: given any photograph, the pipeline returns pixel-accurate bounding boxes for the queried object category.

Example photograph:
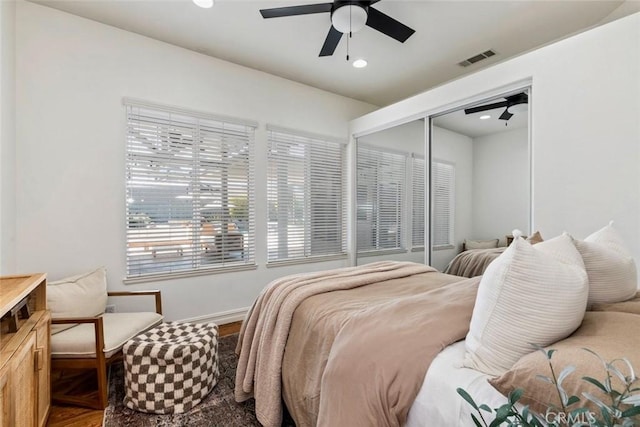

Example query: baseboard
[178,306,249,326]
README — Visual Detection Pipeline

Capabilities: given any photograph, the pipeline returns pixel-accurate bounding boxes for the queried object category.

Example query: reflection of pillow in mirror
[526,231,543,245]
[464,239,499,250]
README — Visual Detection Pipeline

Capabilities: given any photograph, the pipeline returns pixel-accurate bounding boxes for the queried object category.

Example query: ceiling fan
[259,1,415,57]
[464,93,529,121]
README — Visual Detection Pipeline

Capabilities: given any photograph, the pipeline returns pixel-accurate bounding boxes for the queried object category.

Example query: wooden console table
[0,273,50,427]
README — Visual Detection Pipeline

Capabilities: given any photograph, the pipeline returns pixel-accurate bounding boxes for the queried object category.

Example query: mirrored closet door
[355,119,427,266]
[429,89,531,272]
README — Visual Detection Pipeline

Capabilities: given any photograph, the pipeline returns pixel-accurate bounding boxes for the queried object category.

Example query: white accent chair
[48,268,163,409]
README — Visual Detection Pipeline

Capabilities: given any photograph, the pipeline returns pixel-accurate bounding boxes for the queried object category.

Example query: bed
[235,261,488,427]
[234,258,640,426]
[443,247,506,278]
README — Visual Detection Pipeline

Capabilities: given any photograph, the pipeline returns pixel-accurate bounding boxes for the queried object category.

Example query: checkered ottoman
[123,322,219,414]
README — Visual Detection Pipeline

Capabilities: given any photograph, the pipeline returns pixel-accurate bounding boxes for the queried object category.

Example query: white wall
[430,126,473,271]
[0,0,16,274]
[351,13,640,273]
[472,127,529,243]
[356,119,425,265]
[14,2,375,321]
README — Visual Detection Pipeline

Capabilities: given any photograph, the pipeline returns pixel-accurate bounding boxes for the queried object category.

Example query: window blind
[411,156,426,248]
[267,128,346,262]
[125,103,255,279]
[356,145,406,252]
[432,160,455,248]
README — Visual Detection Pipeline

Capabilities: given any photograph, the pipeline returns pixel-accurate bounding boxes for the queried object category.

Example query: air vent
[458,50,496,67]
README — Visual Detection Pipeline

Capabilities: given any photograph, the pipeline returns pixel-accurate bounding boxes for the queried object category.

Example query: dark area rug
[103,333,295,426]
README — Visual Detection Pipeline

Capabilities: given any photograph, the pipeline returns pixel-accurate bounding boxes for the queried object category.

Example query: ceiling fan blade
[499,108,513,121]
[319,26,343,57]
[366,7,415,43]
[506,92,528,105]
[260,3,332,19]
[464,100,509,115]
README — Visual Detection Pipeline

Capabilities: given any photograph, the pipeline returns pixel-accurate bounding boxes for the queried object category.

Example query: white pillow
[465,239,499,250]
[463,234,588,375]
[48,267,108,334]
[572,222,637,306]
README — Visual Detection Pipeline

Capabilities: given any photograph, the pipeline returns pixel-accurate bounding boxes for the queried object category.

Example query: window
[125,101,256,279]
[432,160,455,248]
[267,127,346,263]
[357,145,406,253]
[411,156,425,249]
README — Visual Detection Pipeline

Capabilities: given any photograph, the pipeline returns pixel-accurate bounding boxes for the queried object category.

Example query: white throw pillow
[48,267,108,334]
[572,222,637,306]
[465,239,499,250]
[463,234,589,375]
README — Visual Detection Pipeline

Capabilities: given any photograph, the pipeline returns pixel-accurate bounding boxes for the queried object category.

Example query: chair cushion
[48,267,108,334]
[51,312,163,359]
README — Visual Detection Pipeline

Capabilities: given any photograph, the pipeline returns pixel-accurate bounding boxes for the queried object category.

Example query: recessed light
[353,59,368,68]
[193,0,213,8]
[479,115,491,120]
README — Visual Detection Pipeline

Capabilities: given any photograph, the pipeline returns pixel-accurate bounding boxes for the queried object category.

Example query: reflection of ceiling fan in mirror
[259,0,415,58]
[464,93,528,122]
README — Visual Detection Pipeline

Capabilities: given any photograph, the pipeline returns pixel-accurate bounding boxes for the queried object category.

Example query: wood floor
[47,321,242,427]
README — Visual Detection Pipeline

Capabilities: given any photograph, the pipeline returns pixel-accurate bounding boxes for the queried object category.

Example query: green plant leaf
[536,374,554,384]
[457,388,479,410]
[479,404,492,413]
[558,365,576,385]
[566,395,580,406]
[583,392,609,409]
[471,413,484,427]
[607,363,626,385]
[621,357,636,382]
[583,348,608,367]
[583,376,609,393]
[621,405,640,418]
[621,394,640,405]
[601,406,613,426]
[509,388,524,405]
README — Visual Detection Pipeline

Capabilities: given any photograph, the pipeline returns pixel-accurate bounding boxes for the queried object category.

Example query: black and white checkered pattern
[123,322,219,414]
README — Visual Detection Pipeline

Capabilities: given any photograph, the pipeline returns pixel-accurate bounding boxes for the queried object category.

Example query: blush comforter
[235,261,480,427]
[443,247,506,278]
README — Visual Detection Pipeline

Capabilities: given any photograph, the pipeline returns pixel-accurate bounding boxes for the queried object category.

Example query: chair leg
[96,363,109,409]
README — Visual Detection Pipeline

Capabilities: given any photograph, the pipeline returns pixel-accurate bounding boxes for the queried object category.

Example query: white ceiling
[32,0,628,106]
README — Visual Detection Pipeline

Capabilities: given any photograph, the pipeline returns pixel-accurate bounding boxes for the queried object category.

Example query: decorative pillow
[489,311,640,415]
[48,267,108,334]
[572,222,637,306]
[464,239,499,250]
[526,230,544,245]
[463,234,588,375]
[590,291,640,315]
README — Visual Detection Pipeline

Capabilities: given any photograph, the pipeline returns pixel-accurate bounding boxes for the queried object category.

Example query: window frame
[123,99,257,283]
[356,143,408,255]
[431,159,455,251]
[265,126,347,266]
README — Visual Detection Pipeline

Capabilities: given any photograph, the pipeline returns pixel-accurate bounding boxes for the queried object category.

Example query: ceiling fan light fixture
[331,4,368,34]
[193,0,213,9]
[353,58,368,68]
[508,103,528,114]
[479,115,491,120]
